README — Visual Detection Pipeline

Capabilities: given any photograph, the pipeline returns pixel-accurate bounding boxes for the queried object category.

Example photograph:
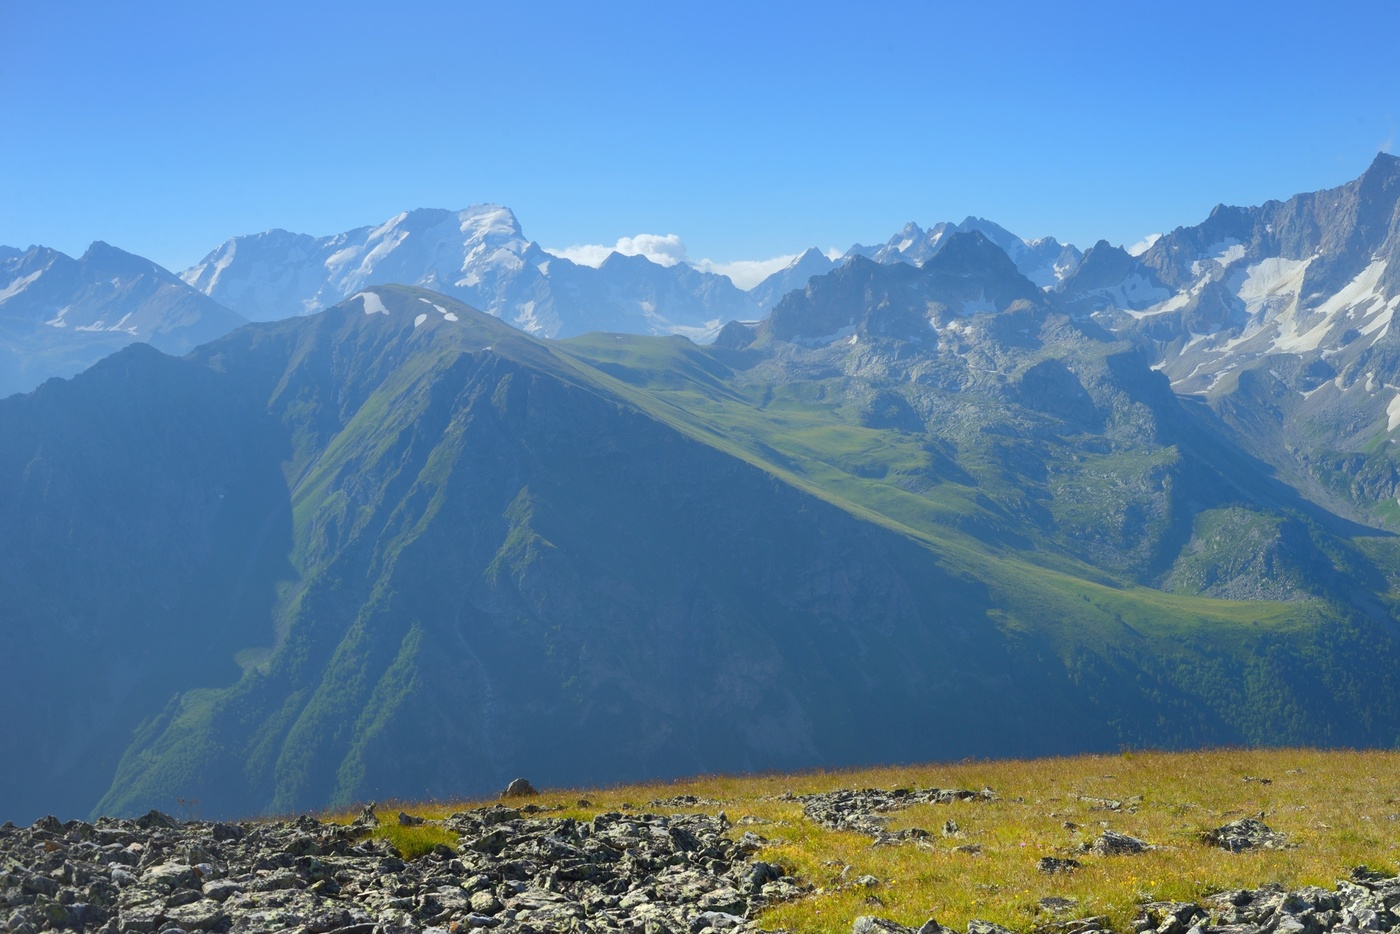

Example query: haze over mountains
[0,206,1083,397]
[0,242,246,397]
[6,156,1400,823]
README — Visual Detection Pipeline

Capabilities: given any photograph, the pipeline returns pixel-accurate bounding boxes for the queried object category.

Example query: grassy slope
[366,748,1400,934]
[550,333,1362,641]
[545,332,1400,747]
[91,291,1400,819]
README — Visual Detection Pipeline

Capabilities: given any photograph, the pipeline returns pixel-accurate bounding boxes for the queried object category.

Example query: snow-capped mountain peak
[0,242,246,395]
[841,217,1082,290]
[181,207,757,338]
[1066,153,1400,396]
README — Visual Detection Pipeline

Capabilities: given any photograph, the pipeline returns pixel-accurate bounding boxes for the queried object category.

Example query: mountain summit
[181,207,758,338]
[0,242,245,396]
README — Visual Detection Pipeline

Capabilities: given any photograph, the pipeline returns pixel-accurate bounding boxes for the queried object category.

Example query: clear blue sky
[2,0,1397,274]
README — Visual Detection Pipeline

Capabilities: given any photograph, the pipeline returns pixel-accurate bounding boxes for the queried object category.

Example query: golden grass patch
[326,749,1400,933]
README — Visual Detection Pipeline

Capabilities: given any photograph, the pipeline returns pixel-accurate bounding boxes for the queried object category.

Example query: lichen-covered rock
[1083,829,1152,855]
[1203,818,1294,852]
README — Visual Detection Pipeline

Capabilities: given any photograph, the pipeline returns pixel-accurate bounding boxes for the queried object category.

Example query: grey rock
[800,786,995,837]
[1038,856,1081,874]
[968,920,1017,934]
[853,917,917,934]
[501,778,539,798]
[1204,818,1294,852]
[1084,830,1151,855]
[692,909,747,932]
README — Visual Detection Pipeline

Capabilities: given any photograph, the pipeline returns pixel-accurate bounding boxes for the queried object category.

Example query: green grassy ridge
[550,324,1400,744]
[551,331,1351,630]
[77,288,1400,821]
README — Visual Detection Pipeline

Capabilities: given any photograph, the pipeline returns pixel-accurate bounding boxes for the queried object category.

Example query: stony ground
[4,783,1400,934]
[0,803,805,934]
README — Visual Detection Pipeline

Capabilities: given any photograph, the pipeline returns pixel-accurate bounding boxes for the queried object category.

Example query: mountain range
[0,242,245,397]
[6,156,1400,822]
[0,208,1081,397]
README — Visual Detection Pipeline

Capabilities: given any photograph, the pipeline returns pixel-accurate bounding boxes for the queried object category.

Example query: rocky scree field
[6,750,1400,934]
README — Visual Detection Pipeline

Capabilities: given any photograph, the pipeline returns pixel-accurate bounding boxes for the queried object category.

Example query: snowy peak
[0,242,243,341]
[845,217,1081,288]
[749,246,838,311]
[184,205,535,322]
[1068,153,1400,397]
[78,240,187,285]
[0,242,246,395]
[183,207,757,339]
[845,220,954,266]
[1057,240,1172,314]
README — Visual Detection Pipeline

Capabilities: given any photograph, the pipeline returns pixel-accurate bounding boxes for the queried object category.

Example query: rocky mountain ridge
[0,242,245,396]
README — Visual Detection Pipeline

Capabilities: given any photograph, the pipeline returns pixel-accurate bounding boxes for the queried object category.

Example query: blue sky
[2,1,1397,282]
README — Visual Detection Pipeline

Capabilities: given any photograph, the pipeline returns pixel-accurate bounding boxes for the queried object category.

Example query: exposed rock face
[0,808,807,934]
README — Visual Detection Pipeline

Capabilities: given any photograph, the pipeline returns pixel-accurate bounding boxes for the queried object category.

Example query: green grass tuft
[372,821,458,860]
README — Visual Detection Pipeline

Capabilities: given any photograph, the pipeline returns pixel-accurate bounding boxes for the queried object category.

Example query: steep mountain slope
[0,341,292,822]
[0,242,246,396]
[609,233,1398,601]
[2,282,1398,824]
[1058,154,1400,528]
[12,160,1400,824]
[181,207,757,338]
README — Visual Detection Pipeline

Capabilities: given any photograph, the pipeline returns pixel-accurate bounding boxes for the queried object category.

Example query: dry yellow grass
[326,749,1400,934]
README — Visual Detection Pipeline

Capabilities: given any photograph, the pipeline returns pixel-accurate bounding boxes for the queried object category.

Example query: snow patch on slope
[358,291,389,315]
[0,269,45,304]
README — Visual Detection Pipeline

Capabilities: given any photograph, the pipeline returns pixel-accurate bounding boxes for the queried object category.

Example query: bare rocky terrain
[4,790,1399,934]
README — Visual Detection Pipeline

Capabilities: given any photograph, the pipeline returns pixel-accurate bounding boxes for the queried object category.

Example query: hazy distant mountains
[0,208,1081,395]
[0,242,245,397]
[180,205,758,339]
[842,216,1082,288]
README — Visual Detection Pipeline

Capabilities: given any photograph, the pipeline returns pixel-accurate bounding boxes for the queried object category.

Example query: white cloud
[546,233,689,268]
[1126,233,1162,257]
[693,253,800,290]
